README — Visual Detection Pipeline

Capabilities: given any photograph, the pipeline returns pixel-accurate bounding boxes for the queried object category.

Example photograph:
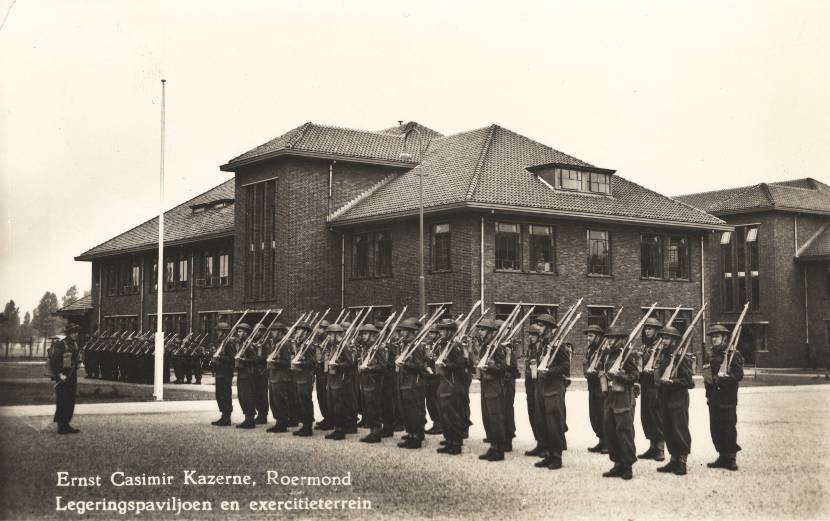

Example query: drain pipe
[480,216,485,313]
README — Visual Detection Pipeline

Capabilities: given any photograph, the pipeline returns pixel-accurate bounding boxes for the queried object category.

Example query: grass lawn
[0,382,212,406]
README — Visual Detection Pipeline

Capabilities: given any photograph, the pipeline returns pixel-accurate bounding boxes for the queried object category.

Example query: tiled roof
[329,124,726,228]
[58,295,93,313]
[675,178,830,216]
[226,121,439,166]
[797,224,830,261]
[76,179,235,260]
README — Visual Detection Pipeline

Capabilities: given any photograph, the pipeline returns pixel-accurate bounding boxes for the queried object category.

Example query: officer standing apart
[704,324,744,471]
[50,324,82,434]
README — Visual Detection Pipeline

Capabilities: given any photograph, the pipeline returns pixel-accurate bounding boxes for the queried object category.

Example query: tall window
[203,253,215,286]
[178,257,188,289]
[352,233,371,278]
[747,227,760,309]
[151,261,158,293]
[165,259,175,290]
[244,179,277,301]
[374,231,392,277]
[668,236,690,280]
[432,224,451,272]
[587,306,614,330]
[496,223,520,270]
[640,234,663,279]
[219,252,230,286]
[721,226,760,311]
[107,265,117,296]
[130,264,140,293]
[529,225,555,273]
[587,229,611,276]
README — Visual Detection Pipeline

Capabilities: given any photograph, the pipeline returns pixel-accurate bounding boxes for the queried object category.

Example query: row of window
[104,251,231,296]
[720,225,760,311]
[536,167,612,195]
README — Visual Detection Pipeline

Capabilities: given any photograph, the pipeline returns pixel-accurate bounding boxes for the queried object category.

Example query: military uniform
[704,324,744,471]
[638,318,666,461]
[435,319,468,455]
[601,327,640,480]
[234,324,261,429]
[655,326,695,475]
[314,322,333,430]
[266,324,293,432]
[326,323,358,440]
[189,336,204,384]
[357,324,385,443]
[503,335,520,449]
[291,323,316,436]
[424,329,443,435]
[477,319,509,461]
[50,324,82,434]
[82,331,100,378]
[523,325,546,456]
[396,318,427,448]
[534,329,570,470]
[583,324,607,453]
[211,323,235,426]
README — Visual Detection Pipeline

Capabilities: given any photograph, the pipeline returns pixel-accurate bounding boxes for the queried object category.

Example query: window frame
[495,222,522,272]
[528,224,556,274]
[431,223,452,273]
[640,233,664,280]
[587,229,612,277]
[373,230,393,278]
[350,232,372,280]
[721,224,761,312]
[667,235,691,281]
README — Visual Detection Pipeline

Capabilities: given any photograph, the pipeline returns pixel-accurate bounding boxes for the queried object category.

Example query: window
[165,259,176,291]
[561,169,586,191]
[589,172,610,194]
[587,230,611,276]
[244,179,277,301]
[219,252,230,286]
[106,265,117,296]
[373,231,392,277]
[126,264,140,293]
[427,303,452,321]
[722,225,760,311]
[178,257,188,289]
[641,234,663,279]
[587,306,614,330]
[200,313,217,346]
[351,233,371,278]
[203,253,215,286]
[644,307,693,336]
[152,261,158,293]
[496,223,520,270]
[536,167,611,195]
[432,224,451,272]
[529,225,555,273]
[668,236,690,280]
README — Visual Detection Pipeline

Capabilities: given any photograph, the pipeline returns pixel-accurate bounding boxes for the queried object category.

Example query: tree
[62,285,79,308]
[1,300,21,340]
[19,312,32,338]
[31,292,65,338]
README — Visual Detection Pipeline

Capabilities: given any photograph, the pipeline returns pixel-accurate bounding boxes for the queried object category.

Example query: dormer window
[531,164,614,195]
[190,198,234,214]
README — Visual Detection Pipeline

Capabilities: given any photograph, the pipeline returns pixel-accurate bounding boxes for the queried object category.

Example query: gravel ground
[1,385,828,521]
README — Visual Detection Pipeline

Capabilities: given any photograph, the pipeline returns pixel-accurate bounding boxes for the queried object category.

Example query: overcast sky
[1,0,828,315]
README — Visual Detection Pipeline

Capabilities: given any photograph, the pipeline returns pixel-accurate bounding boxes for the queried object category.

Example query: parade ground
[1,376,828,521]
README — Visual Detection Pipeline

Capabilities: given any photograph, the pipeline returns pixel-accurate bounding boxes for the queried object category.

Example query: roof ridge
[615,176,727,224]
[496,125,594,168]
[286,121,313,149]
[796,222,829,257]
[465,125,497,201]
[758,183,776,207]
[78,178,234,258]
[674,183,754,200]
[327,173,399,221]
[709,183,765,211]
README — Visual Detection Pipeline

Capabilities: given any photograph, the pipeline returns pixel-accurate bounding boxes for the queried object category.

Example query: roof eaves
[75,228,235,262]
[465,124,497,201]
[220,149,417,172]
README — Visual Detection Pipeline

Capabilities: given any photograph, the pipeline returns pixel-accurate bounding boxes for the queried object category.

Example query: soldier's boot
[707,454,726,468]
[324,429,339,440]
[267,421,289,433]
[653,441,666,461]
[587,439,605,453]
[357,417,369,428]
[444,441,462,455]
[315,419,334,430]
[360,432,382,444]
[657,456,678,473]
[638,440,662,460]
[673,455,688,476]
[534,455,552,468]
[254,414,268,425]
[57,423,80,435]
[602,465,624,478]
[393,422,405,432]
[486,448,505,462]
[425,423,443,435]
[723,454,738,471]
[211,415,231,427]
[380,425,395,438]
[436,441,453,454]
[525,444,546,457]
[479,447,497,460]
[236,417,256,429]
[345,424,358,434]
[620,465,633,480]
[404,437,423,449]
[547,453,563,470]
[439,439,448,446]
[400,433,412,442]
[288,419,299,428]
[328,430,346,440]
[293,423,313,437]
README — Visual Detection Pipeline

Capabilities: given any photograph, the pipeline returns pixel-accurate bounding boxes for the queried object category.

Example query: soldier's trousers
[438,375,467,443]
[360,372,384,434]
[316,368,330,422]
[603,398,637,466]
[399,380,426,439]
[268,370,293,423]
[288,379,300,423]
[425,374,441,427]
[533,376,566,454]
[708,405,739,454]
[640,381,664,442]
[525,377,543,444]
[659,392,691,456]
[504,376,516,439]
[381,369,396,430]
[237,370,257,419]
[588,389,605,440]
[481,377,507,449]
[355,373,363,419]
[190,357,203,383]
[294,369,315,425]
[254,370,268,419]
[214,370,233,417]
[328,371,357,432]
[54,375,77,425]
[173,356,186,382]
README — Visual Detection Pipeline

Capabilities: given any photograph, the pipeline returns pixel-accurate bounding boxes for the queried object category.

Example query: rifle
[538,312,582,372]
[109,330,132,353]
[93,329,122,352]
[538,298,583,370]
[291,309,331,365]
[395,305,445,365]
[476,303,523,369]
[211,310,251,359]
[435,300,481,366]
[121,330,146,354]
[80,332,100,351]
[608,302,657,375]
[502,304,536,345]
[185,333,208,357]
[643,305,683,374]
[86,330,110,351]
[359,311,399,370]
[585,306,624,375]
[718,302,749,377]
[266,312,309,363]
[661,302,708,381]
[172,332,194,356]
[235,310,273,360]
[342,306,374,355]
[328,308,367,366]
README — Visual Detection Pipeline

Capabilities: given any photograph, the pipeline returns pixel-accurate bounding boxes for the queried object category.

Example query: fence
[2,338,53,360]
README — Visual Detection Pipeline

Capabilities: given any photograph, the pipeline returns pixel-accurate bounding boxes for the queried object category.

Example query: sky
[1,0,828,315]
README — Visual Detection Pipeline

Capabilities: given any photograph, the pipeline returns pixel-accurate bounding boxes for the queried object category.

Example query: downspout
[189,251,195,333]
[97,263,102,328]
[700,233,706,353]
[328,162,334,217]
[804,269,809,344]
[341,232,345,310]
[139,259,144,330]
[480,216,485,313]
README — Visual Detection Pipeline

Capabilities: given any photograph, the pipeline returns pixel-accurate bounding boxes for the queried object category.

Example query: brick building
[676,179,830,368]
[77,121,731,369]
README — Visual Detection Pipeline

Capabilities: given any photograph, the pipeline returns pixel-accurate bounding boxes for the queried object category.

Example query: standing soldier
[211,322,235,426]
[704,324,743,471]
[313,321,333,431]
[583,324,607,454]
[233,323,258,429]
[357,324,385,443]
[523,324,546,457]
[172,335,187,384]
[530,315,557,461]
[476,319,508,461]
[396,318,427,449]
[424,325,443,436]
[50,324,82,434]
[326,323,358,440]
[535,317,570,470]
[265,323,291,433]
[83,329,99,379]
[655,326,694,475]
[502,322,520,452]
[252,327,270,425]
[380,323,400,438]
[601,327,640,480]
[290,322,316,437]
[189,334,204,385]
[435,319,468,455]
[638,317,666,461]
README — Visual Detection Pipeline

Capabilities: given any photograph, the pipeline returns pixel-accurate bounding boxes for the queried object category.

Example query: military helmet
[236,323,252,332]
[528,324,544,336]
[604,326,628,338]
[494,319,505,328]
[358,323,379,333]
[65,323,81,334]
[325,323,345,334]
[476,319,498,331]
[373,321,386,330]
[643,317,664,329]
[436,318,458,331]
[216,322,230,331]
[340,321,352,330]
[583,324,605,336]
[535,314,558,328]
[318,320,331,329]
[398,318,423,331]
[659,326,682,339]
[295,322,313,331]
[272,321,288,331]
[707,324,731,336]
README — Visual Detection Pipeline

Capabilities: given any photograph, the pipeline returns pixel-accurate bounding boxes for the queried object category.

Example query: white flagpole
[154,79,166,401]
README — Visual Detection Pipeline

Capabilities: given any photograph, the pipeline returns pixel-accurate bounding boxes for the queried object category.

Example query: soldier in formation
[704,324,743,471]
[638,317,666,461]
[654,326,694,475]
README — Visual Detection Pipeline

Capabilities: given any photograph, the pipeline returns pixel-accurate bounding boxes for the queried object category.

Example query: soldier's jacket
[583,341,603,391]
[602,346,641,411]
[329,344,356,380]
[655,349,695,408]
[49,337,80,381]
[361,341,387,373]
[386,338,403,372]
[525,338,542,377]
[293,338,317,370]
[504,338,521,379]
[480,342,507,380]
[639,336,660,385]
[399,340,427,376]
[436,338,463,380]
[266,336,291,368]
[542,342,571,380]
[705,349,744,408]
